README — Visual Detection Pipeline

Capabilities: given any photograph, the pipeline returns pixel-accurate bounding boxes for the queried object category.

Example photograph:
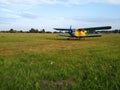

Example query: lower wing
[58,33,102,37]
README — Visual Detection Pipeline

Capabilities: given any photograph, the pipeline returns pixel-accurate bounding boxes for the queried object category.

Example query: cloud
[71,17,120,23]
[0,0,120,7]
[66,0,120,5]
[19,12,39,19]
[0,8,13,13]
[0,7,38,19]
[0,16,17,25]
[69,0,120,5]
[55,16,120,28]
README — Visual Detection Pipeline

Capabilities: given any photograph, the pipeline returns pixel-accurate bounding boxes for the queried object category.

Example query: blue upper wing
[54,26,112,31]
[78,26,112,30]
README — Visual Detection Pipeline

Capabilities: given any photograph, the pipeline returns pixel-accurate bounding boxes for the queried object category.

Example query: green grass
[0,33,120,90]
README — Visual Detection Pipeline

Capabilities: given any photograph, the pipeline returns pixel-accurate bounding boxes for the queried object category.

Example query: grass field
[0,33,120,90]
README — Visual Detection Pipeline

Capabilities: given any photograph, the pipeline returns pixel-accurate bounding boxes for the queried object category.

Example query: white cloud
[71,17,120,23]
[0,8,13,13]
[0,16,16,24]
[19,12,39,19]
[0,0,120,6]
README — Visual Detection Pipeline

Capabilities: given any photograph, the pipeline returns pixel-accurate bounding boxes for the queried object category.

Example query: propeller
[69,25,72,33]
[70,25,72,30]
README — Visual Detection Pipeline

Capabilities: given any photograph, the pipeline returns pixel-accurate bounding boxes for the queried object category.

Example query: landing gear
[67,37,72,40]
[78,37,81,40]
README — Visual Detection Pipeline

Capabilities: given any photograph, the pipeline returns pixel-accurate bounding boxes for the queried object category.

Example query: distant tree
[19,30,23,33]
[53,31,59,33]
[115,29,119,33]
[39,29,45,33]
[45,31,52,33]
[29,28,35,33]
[42,29,45,33]
[9,29,16,33]
[29,28,39,33]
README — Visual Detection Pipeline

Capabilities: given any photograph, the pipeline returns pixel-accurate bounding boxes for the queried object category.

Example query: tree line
[0,28,120,33]
[0,28,52,33]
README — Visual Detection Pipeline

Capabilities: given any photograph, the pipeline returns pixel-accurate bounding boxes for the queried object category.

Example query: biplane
[54,26,112,39]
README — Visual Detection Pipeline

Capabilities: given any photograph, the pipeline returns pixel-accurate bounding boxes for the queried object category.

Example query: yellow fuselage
[74,30,87,37]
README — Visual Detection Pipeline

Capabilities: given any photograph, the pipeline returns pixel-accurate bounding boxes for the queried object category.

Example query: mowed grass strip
[0,33,120,90]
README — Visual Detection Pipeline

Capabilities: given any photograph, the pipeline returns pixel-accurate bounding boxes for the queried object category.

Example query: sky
[0,0,120,31]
